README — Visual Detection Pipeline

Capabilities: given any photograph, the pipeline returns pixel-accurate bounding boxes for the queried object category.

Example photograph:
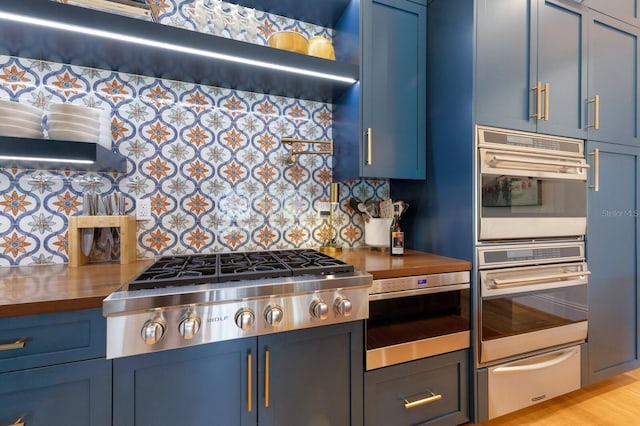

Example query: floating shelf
[0,137,127,173]
[0,0,359,103]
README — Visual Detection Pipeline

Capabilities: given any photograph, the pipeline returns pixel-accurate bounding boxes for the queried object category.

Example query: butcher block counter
[0,249,470,318]
[331,248,471,280]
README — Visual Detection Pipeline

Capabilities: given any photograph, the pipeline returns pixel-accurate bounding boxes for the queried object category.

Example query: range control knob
[334,296,353,317]
[178,313,202,340]
[235,308,255,331]
[310,299,329,320]
[264,304,284,327]
[141,319,166,345]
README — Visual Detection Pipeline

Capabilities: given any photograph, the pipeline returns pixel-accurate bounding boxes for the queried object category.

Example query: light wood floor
[471,369,640,425]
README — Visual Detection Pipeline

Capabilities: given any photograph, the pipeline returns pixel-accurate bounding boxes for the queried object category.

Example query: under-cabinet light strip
[0,155,94,165]
[0,11,357,84]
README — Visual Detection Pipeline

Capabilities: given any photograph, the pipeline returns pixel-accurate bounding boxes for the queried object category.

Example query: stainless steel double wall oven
[476,126,590,420]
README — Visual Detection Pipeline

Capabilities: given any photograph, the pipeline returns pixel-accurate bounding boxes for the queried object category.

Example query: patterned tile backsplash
[0,49,388,266]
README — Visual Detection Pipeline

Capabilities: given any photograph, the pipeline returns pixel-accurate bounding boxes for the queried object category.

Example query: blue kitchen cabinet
[476,0,587,139]
[334,0,426,180]
[587,0,640,26]
[585,141,640,384]
[0,358,112,426]
[0,309,110,425]
[587,11,640,146]
[113,321,363,426]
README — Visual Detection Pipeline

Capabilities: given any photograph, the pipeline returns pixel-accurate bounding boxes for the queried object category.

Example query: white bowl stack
[45,103,103,144]
[0,99,44,138]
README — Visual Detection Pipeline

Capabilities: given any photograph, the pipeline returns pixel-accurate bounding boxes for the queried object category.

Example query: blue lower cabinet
[113,338,257,426]
[0,358,111,426]
[364,350,469,426]
[113,321,364,426]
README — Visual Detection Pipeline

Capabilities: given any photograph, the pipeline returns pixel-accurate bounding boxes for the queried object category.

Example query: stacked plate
[0,99,44,138]
[45,103,102,144]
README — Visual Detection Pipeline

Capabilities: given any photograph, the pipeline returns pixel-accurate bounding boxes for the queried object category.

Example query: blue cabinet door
[0,358,111,426]
[587,12,640,146]
[536,0,587,138]
[113,339,257,426]
[476,0,586,138]
[258,322,364,426]
[476,0,534,132]
[586,141,640,384]
[361,0,426,179]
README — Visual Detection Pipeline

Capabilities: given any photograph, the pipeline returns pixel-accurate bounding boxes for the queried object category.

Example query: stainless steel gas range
[103,249,372,359]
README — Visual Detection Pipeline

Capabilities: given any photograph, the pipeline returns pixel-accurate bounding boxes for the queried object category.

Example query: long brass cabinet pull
[367,128,373,165]
[247,352,253,412]
[543,82,549,121]
[264,349,270,408]
[589,148,600,192]
[531,81,542,120]
[403,391,442,409]
[588,95,600,129]
[0,340,25,351]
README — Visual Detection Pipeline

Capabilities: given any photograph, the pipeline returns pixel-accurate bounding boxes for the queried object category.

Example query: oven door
[479,262,589,364]
[478,147,588,240]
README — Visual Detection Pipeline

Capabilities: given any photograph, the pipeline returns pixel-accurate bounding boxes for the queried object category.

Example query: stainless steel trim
[479,217,586,241]
[477,125,585,157]
[477,241,585,269]
[369,283,470,301]
[491,270,590,288]
[480,321,587,364]
[489,154,589,170]
[366,330,470,370]
[492,346,579,374]
[480,148,588,180]
[368,271,470,296]
[103,271,372,315]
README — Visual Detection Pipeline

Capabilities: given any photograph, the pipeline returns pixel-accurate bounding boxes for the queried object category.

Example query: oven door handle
[489,154,589,170]
[491,270,590,288]
[492,347,579,374]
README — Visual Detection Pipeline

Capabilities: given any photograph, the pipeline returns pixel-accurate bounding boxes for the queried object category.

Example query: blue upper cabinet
[334,0,427,181]
[476,0,587,139]
[587,11,640,146]
[587,0,640,27]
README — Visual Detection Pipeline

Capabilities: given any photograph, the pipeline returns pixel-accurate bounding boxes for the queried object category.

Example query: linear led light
[0,11,357,84]
[0,155,94,165]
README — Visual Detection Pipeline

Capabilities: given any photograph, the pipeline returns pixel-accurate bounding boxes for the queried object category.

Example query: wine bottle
[390,204,404,256]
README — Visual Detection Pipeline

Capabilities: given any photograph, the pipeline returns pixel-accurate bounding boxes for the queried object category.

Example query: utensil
[357,202,373,222]
[379,198,393,218]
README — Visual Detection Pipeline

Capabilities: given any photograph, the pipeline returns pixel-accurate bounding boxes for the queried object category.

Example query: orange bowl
[307,36,335,60]
[267,31,309,54]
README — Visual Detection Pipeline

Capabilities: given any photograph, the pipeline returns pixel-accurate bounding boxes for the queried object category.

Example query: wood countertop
[0,248,470,318]
[330,248,471,280]
[0,260,153,318]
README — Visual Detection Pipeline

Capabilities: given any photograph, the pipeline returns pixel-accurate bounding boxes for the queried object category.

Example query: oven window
[481,285,587,341]
[367,290,470,350]
[481,175,585,218]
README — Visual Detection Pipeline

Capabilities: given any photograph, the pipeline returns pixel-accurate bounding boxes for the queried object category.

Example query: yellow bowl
[307,36,336,60]
[267,31,309,54]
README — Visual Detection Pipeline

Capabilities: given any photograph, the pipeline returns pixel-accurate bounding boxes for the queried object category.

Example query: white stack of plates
[0,99,44,138]
[46,103,101,143]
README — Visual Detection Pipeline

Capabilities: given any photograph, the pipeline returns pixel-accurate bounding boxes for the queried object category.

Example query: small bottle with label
[390,204,404,256]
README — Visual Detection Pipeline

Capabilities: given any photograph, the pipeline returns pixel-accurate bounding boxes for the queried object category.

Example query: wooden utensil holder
[68,215,137,267]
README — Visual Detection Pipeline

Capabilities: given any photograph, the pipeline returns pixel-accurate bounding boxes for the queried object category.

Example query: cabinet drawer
[0,309,105,373]
[0,358,111,426]
[364,350,469,426]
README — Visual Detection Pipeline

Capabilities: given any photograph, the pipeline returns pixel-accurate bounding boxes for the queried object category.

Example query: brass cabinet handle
[264,348,270,408]
[0,340,25,351]
[247,351,253,413]
[589,148,600,192]
[531,81,542,120]
[366,128,373,165]
[543,82,550,121]
[588,95,600,129]
[403,391,442,409]
[10,418,25,426]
